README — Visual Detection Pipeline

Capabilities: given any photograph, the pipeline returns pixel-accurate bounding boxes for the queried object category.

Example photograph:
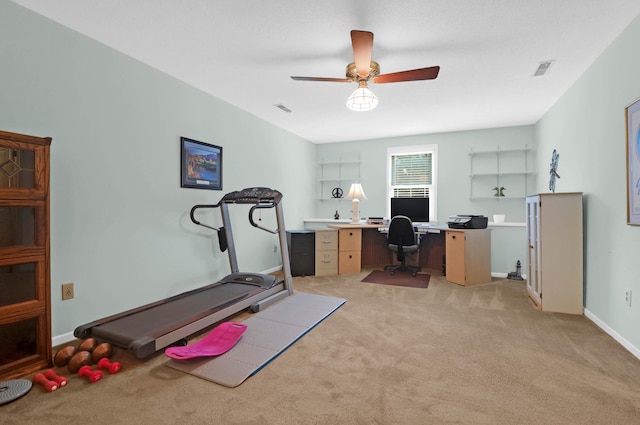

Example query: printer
[447,215,488,229]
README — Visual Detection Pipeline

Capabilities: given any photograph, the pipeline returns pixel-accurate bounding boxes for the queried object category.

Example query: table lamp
[347,182,367,224]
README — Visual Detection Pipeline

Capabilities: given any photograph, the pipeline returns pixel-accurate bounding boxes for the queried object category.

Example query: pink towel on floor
[165,322,247,360]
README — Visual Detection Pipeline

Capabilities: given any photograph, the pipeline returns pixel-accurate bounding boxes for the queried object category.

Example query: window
[387,145,437,221]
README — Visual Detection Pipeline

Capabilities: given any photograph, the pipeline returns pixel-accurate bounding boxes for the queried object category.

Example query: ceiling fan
[291,30,440,111]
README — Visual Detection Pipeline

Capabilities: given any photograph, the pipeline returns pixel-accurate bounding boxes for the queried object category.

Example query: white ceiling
[12,0,640,144]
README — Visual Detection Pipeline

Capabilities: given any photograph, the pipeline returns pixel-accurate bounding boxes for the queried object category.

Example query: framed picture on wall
[626,97,640,225]
[180,137,223,190]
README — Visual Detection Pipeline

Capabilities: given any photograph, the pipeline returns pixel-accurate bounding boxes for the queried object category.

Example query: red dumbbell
[78,365,103,383]
[97,357,122,374]
[33,373,58,392]
[44,369,69,387]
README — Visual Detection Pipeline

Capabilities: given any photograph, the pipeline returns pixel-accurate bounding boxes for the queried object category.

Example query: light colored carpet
[3,269,640,424]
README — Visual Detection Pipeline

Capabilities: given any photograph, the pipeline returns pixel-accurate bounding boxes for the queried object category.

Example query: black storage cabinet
[286,230,315,276]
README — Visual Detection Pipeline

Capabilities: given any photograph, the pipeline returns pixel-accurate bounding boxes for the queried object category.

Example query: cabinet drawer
[338,228,362,252]
[286,231,315,253]
[315,230,338,251]
[338,250,361,274]
[291,253,315,277]
[315,251,338,276]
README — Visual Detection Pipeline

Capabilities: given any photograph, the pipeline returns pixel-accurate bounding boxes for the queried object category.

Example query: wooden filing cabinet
[314,228,338,276]
[445,229,491,286]
[338,228,362,274]
[286,230,315,276]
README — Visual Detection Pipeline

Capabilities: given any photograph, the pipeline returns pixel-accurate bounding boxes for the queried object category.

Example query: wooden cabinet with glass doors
[0,130,52,380]
[525,193,583,314]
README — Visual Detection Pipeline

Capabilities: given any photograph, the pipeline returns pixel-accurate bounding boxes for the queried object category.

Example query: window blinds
[390,153,432,198]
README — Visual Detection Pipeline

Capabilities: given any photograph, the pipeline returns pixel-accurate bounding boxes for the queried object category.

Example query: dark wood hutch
[0,130,52,380]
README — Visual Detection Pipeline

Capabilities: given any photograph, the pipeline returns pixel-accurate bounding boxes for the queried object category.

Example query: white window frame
[386,144,438,222]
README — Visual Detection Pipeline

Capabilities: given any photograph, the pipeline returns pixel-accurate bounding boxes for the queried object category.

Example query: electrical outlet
[62,283,74,300]
[273,244,278,253]
[624,288,632,307]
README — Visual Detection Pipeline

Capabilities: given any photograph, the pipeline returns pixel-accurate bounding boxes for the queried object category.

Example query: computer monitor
[390,197,429,223]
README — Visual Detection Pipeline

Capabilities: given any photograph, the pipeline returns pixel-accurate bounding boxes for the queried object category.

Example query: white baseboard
[262,265,283,274]
[491,272,527,280]
[584,308,640,361]
[52,331,76,347]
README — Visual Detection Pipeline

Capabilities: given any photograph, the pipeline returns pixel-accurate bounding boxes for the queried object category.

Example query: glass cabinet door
[0,130,51,380]
[0,146,36,189]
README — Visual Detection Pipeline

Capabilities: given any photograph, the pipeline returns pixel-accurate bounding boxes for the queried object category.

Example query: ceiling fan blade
[290,76,351,82]
[372,66,440,84]
[351,30,374,78]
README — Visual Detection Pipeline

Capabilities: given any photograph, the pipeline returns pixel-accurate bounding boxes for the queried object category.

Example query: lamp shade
[347,183,367,200]
[346,81,378,111]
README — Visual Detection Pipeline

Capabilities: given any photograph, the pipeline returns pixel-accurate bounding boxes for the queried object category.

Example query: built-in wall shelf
[316,157,361,201]
[469,146,534,200]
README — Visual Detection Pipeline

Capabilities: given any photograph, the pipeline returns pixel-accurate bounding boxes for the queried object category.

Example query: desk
[327,224,491,285]
[327,224,446,273]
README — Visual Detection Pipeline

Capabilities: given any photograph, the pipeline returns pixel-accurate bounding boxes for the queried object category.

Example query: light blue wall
[315,126,535,275]
[4,0,639,358]
[0,2,315,338]
[536,14,640,353]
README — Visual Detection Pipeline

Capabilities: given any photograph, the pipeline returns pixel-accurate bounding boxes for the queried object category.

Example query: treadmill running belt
[90,283,262,345]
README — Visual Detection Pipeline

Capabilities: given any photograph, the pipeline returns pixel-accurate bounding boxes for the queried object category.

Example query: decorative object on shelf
[468,146,532,200]
[625,96,640,225]
[549,149,560,193]
[334,210,340,220]
[347,182,367,224]
[507,260,524,280]
[317,157,361,201]
[492,186,506,197]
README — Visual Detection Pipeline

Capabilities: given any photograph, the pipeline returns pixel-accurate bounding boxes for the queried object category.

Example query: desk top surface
[327,223,464,234]
[322,222,494,233]
[327,223,382,229]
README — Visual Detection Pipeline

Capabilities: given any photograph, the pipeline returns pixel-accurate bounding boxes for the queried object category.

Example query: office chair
[384,215,421,277]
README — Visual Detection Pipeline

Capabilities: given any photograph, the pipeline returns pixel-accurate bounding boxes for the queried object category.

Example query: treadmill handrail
[249,203,279,234]
[190,204,221,231]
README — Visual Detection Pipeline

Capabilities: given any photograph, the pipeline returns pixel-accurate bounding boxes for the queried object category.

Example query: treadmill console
[220,187,283,205]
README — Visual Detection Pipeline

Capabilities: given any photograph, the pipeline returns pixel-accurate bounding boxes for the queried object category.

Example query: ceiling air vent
[274,104,292,113]
[534,61,554,77]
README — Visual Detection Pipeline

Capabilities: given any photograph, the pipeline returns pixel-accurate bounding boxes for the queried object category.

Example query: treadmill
[74,187,294,358]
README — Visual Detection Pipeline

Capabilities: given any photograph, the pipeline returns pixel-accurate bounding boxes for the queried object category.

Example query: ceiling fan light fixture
[346,80,378,111]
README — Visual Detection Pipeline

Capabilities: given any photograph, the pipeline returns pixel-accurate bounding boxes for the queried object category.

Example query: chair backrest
[387,215,416,247]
